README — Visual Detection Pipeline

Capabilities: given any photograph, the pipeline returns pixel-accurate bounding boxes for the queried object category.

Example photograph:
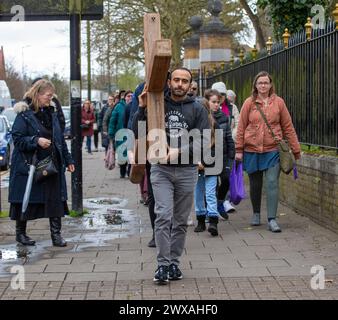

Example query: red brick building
[0,46,5,80]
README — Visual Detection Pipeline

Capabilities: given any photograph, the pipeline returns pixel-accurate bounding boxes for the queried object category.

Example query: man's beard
[172,87,188,98]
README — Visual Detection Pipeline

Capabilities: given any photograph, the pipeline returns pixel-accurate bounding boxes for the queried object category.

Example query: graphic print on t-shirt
[165,110,189,139]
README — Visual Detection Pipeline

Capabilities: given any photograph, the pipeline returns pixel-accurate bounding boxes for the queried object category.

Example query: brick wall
[279,154,338,233]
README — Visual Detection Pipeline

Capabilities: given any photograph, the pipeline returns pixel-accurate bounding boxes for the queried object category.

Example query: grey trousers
[151,165,198,267]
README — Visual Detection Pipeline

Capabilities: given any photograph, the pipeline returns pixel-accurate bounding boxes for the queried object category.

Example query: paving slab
[0,150,337,300]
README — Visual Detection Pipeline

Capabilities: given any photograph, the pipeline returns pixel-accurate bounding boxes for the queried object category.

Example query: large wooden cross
[143,13,172,162]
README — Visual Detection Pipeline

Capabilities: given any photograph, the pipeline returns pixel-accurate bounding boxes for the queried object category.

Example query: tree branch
[239,0,266,49]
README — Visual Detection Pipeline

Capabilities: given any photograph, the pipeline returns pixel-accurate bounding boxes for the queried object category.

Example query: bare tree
[5,61,25,101]
[239,0,266,49]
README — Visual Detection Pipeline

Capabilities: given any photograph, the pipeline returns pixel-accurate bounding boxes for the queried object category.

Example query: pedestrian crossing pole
[70,2,83,213]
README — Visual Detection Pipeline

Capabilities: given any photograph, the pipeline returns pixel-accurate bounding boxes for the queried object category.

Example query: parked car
[62,106,71,139]
[0,80,12,111]
[0,115,13,170]
[1,107,17,128]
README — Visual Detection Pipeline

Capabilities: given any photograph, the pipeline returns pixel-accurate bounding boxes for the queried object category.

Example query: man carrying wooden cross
[134,67,210,284]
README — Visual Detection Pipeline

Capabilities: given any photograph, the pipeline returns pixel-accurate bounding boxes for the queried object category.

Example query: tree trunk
[239,0,266,50]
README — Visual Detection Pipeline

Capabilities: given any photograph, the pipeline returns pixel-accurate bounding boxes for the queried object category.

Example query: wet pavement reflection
[0,197,139,276]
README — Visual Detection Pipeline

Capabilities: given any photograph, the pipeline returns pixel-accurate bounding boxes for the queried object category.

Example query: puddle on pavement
[74,197,134,230]
[0,247,30,261]
[0,197,139,277]
[89,199,121,205]
[0,244,33,274]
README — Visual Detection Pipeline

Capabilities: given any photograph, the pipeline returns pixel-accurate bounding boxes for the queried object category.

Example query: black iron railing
[199,21,338,150]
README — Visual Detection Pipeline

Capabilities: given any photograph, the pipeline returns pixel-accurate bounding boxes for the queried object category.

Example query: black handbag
[80,123,90,129]
[34,153,58,183]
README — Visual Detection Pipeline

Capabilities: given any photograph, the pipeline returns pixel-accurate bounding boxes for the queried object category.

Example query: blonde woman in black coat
[9,80,75,247]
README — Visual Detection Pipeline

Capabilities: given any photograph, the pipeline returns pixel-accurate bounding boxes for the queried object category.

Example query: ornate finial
[230,54,234,68]
[239,49,244,64]
[189,16,203,32]
[252,45,258,60]
[266,37,273,54]
[184,15,203,48]
[208,0,223,17]
[282,28,291,49]
[305,17,313,41]
[333,4,338,30]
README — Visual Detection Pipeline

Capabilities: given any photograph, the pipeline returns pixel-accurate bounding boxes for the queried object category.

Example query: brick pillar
[199,0,233,78]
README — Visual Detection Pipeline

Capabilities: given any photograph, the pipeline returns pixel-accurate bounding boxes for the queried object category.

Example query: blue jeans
[83,136,92,153]
[194,174,218,217]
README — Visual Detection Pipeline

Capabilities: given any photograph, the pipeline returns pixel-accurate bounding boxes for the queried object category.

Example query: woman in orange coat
[235,71,301,232]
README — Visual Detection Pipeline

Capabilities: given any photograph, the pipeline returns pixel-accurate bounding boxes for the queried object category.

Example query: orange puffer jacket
[235,94,301,159]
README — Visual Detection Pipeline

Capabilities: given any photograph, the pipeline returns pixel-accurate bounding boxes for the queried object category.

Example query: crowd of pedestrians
[8,68,301,286]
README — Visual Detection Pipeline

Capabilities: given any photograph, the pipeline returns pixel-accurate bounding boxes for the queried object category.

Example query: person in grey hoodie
[133,67,210,285]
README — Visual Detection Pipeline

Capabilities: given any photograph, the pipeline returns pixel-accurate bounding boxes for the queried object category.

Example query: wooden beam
[143,13,172,163]
[148,40,172,92]
[144,13,161,84]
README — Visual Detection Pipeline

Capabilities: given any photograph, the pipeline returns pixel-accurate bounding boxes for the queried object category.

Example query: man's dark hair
[118,90,126,100]
[169,67,193,83]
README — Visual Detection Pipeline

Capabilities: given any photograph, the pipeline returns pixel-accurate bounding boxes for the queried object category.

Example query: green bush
[301,144,337,157]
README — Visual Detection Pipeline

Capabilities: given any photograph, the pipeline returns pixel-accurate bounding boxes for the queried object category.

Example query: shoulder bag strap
[255,102,279,143]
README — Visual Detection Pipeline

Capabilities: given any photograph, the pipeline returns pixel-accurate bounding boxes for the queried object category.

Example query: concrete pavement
[0,149,337,300]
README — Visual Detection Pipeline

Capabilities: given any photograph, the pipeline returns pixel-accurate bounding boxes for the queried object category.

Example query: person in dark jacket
[193,98,220,236]
[99,95,114,150]
[9,79,75,247]
[131,83,156,248]
[102,95,119,152]
[204,89,235,221]
[127,83,145,130]
[108,90,133,178]
[133,67,210,284]
[92,102,100,152]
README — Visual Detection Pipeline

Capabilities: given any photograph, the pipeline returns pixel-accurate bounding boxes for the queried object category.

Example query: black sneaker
[147,237,156,248]
[153,266,169,284]
[168,264,183,281]
[219,212,229,220]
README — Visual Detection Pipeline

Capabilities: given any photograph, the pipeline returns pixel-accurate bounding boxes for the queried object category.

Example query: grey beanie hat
[211,82,227,94]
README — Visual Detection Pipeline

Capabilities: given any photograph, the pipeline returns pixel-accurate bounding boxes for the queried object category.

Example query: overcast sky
[0,19,255,81]
[0,20,94,79]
